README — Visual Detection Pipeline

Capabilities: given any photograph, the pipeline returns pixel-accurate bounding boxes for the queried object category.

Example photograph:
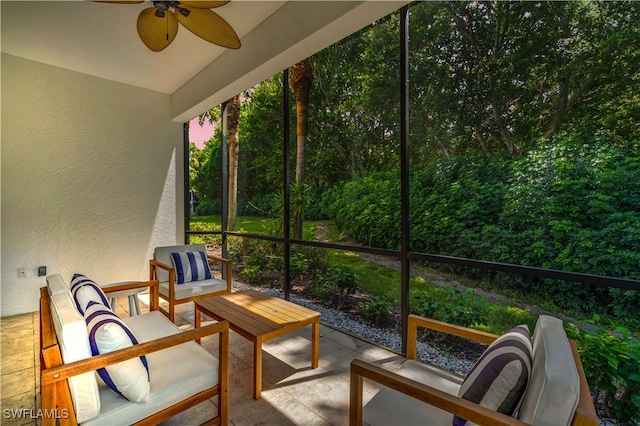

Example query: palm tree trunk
[227,94,241,231]
[290,59,314,239]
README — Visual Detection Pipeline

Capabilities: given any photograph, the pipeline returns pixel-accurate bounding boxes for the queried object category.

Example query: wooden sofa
[40,275,229,425]
[350,314,599,426]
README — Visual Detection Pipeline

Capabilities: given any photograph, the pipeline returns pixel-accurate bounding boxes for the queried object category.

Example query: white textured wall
[1,54,185,316]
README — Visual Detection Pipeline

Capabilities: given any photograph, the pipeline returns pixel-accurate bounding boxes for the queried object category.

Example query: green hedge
[326,131,640,322]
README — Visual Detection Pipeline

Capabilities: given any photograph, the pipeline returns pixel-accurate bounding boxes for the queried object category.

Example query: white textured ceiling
[1,1,408,121]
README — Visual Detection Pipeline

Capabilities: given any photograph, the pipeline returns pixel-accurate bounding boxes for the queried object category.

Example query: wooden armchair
[350,314,599,426]
[150,244,232,322]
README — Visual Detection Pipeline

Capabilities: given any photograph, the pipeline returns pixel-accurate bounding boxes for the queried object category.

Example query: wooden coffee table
[195,289,320,399]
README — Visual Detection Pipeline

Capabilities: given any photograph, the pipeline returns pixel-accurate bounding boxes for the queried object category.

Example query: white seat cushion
[49,291,101,424]
[517,315,579,425]
[82,311,220,426]
[363,360,463,426]
[159,277,228,300]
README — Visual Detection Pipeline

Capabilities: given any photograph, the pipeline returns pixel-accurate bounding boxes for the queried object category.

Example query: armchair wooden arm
[149,258,174,301]
[406,314,498,359]
[149,259,173,278]
[207,254,232,293]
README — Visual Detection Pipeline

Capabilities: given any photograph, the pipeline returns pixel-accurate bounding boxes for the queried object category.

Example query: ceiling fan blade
[176,7,240,49]
[178,1,230,9]
[137,7,179,52]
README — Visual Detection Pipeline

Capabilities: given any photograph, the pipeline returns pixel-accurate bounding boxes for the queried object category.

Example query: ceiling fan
[99,1,241,52]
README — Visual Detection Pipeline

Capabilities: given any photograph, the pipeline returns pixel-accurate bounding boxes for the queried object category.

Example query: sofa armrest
[349,359,528,426]
[406,314,499,359]
[42,321,229,386]
[101,280,160,312]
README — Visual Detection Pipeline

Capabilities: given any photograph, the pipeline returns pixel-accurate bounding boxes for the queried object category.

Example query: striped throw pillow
[84,301,150,403]
[170,251,213,284]
[453,325,532,426]
[70,273,110,314]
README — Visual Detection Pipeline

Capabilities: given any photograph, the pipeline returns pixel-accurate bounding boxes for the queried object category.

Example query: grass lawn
[189,215,544,335]
[191,215,330,241]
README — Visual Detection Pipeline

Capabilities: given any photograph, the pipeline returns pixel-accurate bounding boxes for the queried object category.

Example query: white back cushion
[517,315,579,425]
[49,291,101,423]
[154,244,207,283]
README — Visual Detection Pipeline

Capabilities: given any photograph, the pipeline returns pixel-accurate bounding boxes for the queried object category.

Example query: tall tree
[290,59,314,239]
[226,94,241,231]
[409,1,640,160]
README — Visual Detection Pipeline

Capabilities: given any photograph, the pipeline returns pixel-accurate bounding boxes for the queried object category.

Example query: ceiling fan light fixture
[153,1,169,11]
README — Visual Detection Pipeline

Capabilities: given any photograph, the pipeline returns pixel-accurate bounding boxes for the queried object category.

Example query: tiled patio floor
[1,294,404,426]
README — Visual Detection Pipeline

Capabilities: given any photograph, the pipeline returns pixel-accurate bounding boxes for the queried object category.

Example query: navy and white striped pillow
[70,273,110,314]
[170,251,213,284]
[84,301,150,403]
[453,325,532,426]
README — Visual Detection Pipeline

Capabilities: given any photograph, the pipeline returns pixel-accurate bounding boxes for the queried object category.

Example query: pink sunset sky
[188,117,216,150]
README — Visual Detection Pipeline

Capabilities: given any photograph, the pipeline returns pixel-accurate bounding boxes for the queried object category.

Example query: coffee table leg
[195,305,202,344]
[254,339,262,399]
[312,321,319,369]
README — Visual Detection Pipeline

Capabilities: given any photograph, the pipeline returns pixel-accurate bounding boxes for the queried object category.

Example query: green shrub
[228,236,272,266]
[311,281,333,301]
[289,252,309,278]
[327,172,401,250]
[313,265,359,310]
[188,222,222,246]
[360,296,395,326]
[194,199,221,216]
[240,265,263,283]
[412,285,489,328]
[567,317,640,424]
[239,193,278,217]
[326,132,639,324]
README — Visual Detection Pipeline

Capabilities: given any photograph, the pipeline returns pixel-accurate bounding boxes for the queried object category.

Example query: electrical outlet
[18,267,27,278]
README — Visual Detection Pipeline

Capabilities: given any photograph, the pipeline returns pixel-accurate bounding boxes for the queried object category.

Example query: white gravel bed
[234,282,476,376]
